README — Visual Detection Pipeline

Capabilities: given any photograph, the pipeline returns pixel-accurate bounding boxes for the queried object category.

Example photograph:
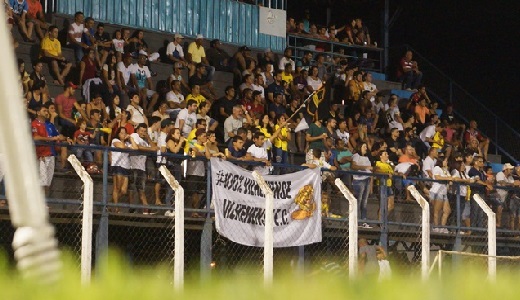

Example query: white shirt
[363,81,377,101]
[430,166,449,194]
[126,105,146,125]
[352,153,371,180]
[130,63,151,89]
[279,57,295,71]
[68,22,84,43]
[336,129,349,145]
[419,125,436,147]
[307,76,323,91]
[166,91,185,104]
[110,138,131,169]
[224,116,244,142]
[496,171,514,200]
[247,140,272,175]
[175,108,197,137]
[451,169,469,197]
[129,133,149,171]
[166,42,184,58]
[251,84,265,97]
[117,62,133,85]
[112,38,124,52]
[394,162,413,175]
[156,131,168,164]
[422,156,436,178]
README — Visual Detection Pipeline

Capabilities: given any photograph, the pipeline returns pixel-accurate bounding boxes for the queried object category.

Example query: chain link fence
[3,143,520,281]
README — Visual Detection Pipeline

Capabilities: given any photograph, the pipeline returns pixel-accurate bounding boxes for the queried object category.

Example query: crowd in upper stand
[6,1,520,228]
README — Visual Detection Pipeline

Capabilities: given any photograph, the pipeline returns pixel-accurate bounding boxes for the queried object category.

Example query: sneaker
[164,210,175,217]
[361,223,372,229]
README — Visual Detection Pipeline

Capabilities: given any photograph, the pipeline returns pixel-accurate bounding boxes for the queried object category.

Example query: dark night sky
[287,0,520,128]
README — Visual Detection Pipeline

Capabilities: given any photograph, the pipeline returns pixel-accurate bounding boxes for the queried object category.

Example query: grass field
[0,250,519,300]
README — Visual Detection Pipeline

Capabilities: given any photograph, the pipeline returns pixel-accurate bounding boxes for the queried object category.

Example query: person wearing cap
[166,33,187,66]
[495,163,518,228]
[40,25,72,86]
[278,47,295,72]
[187,34,215,82]
[130,50,160,114]
[206,39,231,71]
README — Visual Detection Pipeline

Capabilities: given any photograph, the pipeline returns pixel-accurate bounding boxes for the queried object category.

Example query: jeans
[470,193,485,228]
[74,147,94,162]
[272,146,288,175]
[402,71,423,90]
[353,178,371,220]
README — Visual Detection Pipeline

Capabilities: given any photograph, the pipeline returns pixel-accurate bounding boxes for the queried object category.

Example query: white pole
[438,250,443,279]
[159,166,184,290]
[67,155,93,285]
[0,7,60,283]
[334,178,358,279]
[407,185,430,281]
[473,194,496,281]
[252,171,274,287]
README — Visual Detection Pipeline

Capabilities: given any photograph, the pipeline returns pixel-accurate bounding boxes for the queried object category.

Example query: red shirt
[32,118,52,158]
[27,0,43,19]
[55,94,77,119]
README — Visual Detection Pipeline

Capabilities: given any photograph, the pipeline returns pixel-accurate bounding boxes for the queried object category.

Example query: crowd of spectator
[5,2,518,229]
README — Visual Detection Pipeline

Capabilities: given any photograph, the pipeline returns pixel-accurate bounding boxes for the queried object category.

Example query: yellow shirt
[375,160,393,186]
[187,42,206,63]
[41,37,61,57]
[184,128,197,153]
[186,94,206,106]
[432,131,444,149]
[281,72,293,85]
[273,124,288,151]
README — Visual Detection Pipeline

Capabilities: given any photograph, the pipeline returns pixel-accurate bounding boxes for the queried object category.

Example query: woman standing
[110,127,137,212]
[351,142,373,228]
[430,157,452,233]
[450,161,473,235]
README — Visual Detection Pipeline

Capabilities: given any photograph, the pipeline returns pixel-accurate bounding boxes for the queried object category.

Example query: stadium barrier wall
[55,0,286,52]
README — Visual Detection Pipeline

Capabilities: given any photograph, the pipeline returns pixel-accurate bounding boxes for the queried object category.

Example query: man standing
[175,99,198,138]
[128,123,157,214]
[467,156,490,228]
[32,106,61,195]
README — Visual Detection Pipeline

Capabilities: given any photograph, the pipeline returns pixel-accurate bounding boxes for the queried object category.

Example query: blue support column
[95,149,109,268]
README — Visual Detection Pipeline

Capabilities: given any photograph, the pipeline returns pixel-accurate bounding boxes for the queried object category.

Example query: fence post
[159,166,184,290]
[67,154,93,285]
[473,194,496,282]
[407,185,430,281]
[96,149,109,267]
[252,171,274,286]
[379,175,388,251]
[334,178,358,279]
[200,163,213,279]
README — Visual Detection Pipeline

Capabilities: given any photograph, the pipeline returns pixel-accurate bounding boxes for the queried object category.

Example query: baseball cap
[138,50,148,57]
[66,81,78,89]
[196,34,204,39]
[503,163,515,170]
[174,33,184,39]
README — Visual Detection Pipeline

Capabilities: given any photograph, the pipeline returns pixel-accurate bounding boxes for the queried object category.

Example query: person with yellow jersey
[184,118,207,154]
[273,114,291,174]
[185,84,207,106]
[374,151,395,220]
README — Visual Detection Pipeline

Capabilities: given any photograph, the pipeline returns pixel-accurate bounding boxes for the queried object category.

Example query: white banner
[259,7,287,38]
[211,158,322,247]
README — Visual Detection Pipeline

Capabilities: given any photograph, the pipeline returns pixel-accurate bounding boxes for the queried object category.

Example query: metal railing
[401,44,520,164]
[2,142,520,279]
[287,34,384,72]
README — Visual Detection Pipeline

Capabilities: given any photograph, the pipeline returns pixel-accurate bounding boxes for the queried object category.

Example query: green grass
[0,251,519,299]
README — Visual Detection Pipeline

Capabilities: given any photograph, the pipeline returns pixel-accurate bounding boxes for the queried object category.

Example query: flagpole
[286,84,323,122]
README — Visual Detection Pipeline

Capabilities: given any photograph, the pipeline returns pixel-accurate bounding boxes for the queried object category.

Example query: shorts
[131,169,147,192]
[185,175,206,195]
[41,56,70,68]
[429,191,448,202]
[112,166,130,176]
[509,196,520,217]
[39,156,55,187]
